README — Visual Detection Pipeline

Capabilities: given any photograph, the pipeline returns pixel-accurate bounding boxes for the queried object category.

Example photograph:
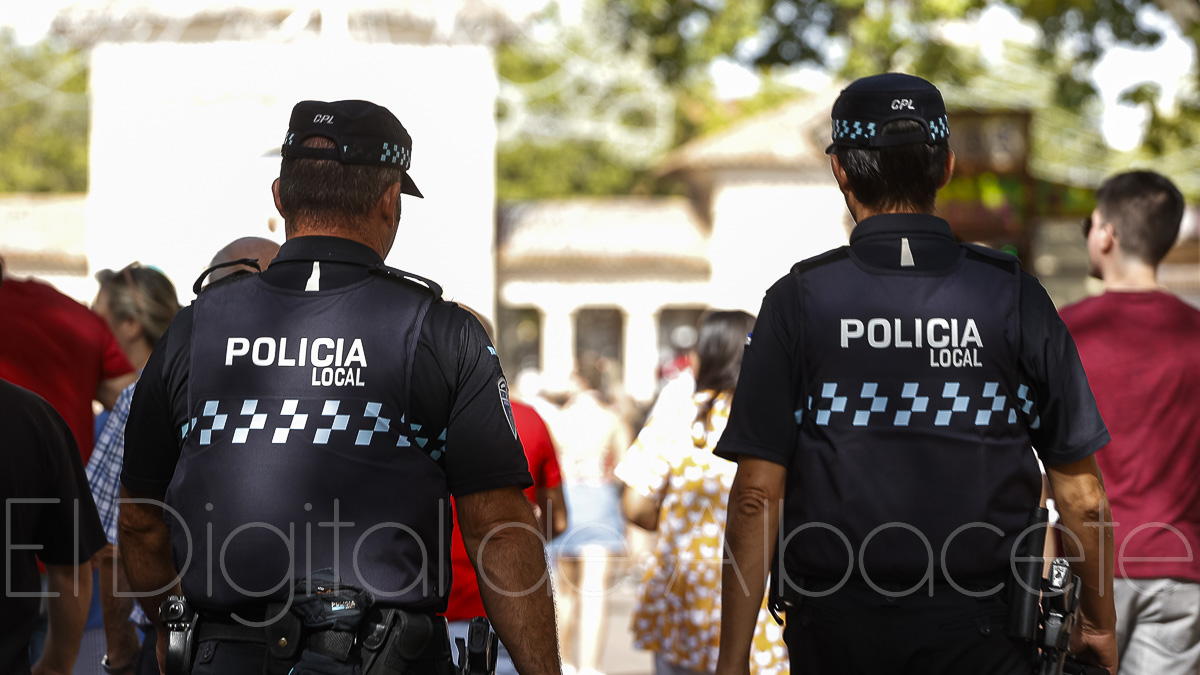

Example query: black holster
[361,608,450,675]
[454,617,498,675]
[161,596,198,675]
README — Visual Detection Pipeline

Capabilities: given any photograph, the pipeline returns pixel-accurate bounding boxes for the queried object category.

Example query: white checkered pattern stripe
[186,398,448,454]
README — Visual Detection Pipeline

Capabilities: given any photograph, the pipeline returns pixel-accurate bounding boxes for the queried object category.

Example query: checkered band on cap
[832,114,950,144]
[832,119,878,142]
[927,115,950,141]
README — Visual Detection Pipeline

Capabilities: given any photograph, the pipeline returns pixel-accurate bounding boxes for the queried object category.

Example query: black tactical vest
[165,266,449,614]
[783,244,1042,587]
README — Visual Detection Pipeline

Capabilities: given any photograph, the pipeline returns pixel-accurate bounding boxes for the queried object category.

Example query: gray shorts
[1114,577,1200,675]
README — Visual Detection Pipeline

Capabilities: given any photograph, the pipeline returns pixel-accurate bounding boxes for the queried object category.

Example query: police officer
[118,100,561,675]
[711,74,1119,674]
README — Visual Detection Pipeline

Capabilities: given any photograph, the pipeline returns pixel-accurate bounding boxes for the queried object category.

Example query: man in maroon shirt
[0,256,137,462]
[446,309,568,675]
[1060,170,1200,675]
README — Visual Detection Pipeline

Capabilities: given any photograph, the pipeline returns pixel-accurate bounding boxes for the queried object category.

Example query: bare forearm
[460,488,561,675]
[98,545,140,668]
[717,484,777,675]
[1046,458,1116,631]
[37,563,93,674]
[621,488,659,532]
[716,458,785,675]
[117,493,179,625]
[547,487,568,539]
[1057,496,1116,629]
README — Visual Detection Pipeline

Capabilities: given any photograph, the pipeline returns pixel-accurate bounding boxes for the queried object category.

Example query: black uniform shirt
[715,213,1110,583]
[124,237,532,610]
[0,380,106,675]
[124,236,532,498]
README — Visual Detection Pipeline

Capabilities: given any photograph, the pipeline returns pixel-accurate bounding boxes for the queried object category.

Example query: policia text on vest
[840,317,984,368]
[224,336,369,387]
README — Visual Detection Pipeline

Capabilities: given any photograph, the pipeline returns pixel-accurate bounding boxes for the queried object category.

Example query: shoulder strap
[367,265,443,299]
[791,246,851,275]
[192,258,262,295]
[961,244,1021,273]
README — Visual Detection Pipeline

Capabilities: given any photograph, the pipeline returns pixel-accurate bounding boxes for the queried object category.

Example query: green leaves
[605,0,761,84]
[0,29,89,193]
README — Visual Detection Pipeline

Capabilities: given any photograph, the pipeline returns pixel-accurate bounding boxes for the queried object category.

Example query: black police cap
[281,100,423,198]
[826,73,949,154]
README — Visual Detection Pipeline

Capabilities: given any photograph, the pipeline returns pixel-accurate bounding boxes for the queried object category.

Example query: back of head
[277,100,422,236]
[828,73,951,213]
[834,121,949,213]
[1095,170,1184,267]
[95,264,181,347]
[279,137,403,236]
[694,310,756,395]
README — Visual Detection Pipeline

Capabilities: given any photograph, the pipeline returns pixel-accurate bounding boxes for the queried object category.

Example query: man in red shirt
[1060,170,1200,675]
[0,258,136,463]
[447,310,568,675]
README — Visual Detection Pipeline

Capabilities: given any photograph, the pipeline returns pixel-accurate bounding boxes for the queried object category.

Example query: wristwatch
[101,655,135,674]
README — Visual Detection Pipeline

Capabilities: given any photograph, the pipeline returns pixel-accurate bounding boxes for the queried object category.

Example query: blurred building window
[498,305,542,374]
[575,307,623,376]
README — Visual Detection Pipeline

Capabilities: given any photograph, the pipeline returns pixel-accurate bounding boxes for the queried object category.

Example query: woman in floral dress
[616,311,789,675]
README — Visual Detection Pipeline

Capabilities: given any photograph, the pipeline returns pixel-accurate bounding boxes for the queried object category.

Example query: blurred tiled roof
[657,87,842,177]
[498,197,710,276]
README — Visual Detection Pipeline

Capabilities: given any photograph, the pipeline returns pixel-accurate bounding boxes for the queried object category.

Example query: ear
[272,178,286,218]
[376,181,403,227]
[830,154,851,193]
[940,150,956,189]
[1098,222,1118,255]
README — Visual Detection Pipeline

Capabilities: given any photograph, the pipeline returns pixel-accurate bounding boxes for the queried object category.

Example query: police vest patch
[498,375,517,440]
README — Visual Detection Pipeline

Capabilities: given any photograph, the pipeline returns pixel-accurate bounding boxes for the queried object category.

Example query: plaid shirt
[86,382,147,624]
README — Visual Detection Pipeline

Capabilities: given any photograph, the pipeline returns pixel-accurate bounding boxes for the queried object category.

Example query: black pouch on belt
[360,608,435,675]
[289,570,373,675]
[263,602,303,675]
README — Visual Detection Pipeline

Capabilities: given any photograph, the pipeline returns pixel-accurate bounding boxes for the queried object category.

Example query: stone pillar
[623,306,660,404]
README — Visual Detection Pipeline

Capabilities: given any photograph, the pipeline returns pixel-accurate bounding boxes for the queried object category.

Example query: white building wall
[86,41,498,314]
[0,195,94,301]
[707,169,849,312]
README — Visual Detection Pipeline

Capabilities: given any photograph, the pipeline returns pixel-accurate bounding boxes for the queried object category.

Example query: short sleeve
[714,278,799,466]
[614,412,678,500]
[1018,274,1110,466]
[436,308,534,496]
[34,395,106,565]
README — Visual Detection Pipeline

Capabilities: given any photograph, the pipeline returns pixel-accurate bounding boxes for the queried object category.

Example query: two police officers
[119,100,560,675]
[712,74,1119,674]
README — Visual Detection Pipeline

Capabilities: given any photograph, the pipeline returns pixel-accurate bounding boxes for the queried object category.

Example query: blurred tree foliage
[608,0,1198,108]
[501,0,1200,200]
[496,15,804,201]
[0,29,89,192]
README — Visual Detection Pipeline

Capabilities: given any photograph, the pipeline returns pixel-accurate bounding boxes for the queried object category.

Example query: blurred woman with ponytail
[616,310,789,675]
